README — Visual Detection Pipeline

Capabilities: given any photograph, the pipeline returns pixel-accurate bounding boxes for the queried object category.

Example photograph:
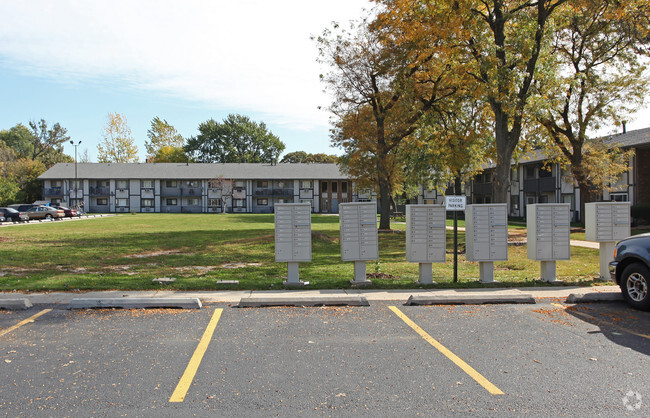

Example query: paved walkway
[0,285,621,305]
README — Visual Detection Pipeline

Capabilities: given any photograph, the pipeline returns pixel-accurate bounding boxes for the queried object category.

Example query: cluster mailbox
[406,205,446,284]
[340,202,379,284]
[527,204,570,282]
[585,202,631,242]
[465,204,508,282]
[274,203,312,285]
[585,202,631,279]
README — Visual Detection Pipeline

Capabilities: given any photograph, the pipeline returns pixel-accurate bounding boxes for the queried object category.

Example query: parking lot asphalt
[1,295,648,416]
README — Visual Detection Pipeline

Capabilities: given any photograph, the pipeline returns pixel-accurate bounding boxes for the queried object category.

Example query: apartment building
[38,163,355,214]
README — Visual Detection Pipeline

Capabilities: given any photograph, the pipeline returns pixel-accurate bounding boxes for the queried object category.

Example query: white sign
[445,196,466,211]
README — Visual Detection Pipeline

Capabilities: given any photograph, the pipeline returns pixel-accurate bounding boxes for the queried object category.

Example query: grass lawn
[0,214,607,292]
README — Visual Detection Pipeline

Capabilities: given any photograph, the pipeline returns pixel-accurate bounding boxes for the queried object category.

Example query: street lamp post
[70,140,81,209]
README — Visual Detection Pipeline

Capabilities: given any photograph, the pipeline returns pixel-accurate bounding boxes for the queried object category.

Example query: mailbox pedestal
[274,203,312,286]
[340,202,379,285]
[405,205,446,284]
[585,202,631,279]
[526,204,570,282]
[465,204,508,283]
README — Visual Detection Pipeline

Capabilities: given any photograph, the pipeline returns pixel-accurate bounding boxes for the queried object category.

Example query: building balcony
[523,177,556,193]
[182,187,202,196]
[472,183,492,195]
[161,188,182,197]
[253,188,294,197]
[44,187,63,196]
[89,187,109,196]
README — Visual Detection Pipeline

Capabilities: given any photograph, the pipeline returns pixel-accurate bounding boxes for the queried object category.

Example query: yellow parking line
[169,308,223,403]
[552,303,650,339]
[389,306,504,395]
[0,309,52,338]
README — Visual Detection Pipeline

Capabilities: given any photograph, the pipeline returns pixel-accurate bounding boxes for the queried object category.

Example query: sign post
[445,196,466,283]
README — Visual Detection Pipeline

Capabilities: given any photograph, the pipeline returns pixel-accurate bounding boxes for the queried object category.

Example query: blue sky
[1,0,648,163]
[0,0,373,161]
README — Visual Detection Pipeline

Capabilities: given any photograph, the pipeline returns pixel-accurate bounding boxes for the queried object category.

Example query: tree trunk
[492,112,517,204]
[378,171,392,230]
[573,166,600,225]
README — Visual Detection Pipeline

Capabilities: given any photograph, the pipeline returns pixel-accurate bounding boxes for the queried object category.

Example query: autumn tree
[317,18,457,229]
[151,146,190,163]
[532,0,649,219]
[1,120,73,203]
[145,117,185,161]
[27,119,71,166]
[97,113,139,163]
[185,114,284,163]
[400,93,493,197]
[374,0,571,203]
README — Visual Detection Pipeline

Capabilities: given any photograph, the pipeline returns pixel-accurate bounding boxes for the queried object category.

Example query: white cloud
[0,0,373,129]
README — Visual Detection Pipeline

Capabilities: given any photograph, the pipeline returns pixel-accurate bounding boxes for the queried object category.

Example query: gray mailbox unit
[585,202,631,279]
[465,204,508,283]
[275,203,312,286]
[340,202,378,284]
[526,203,570,282]
[406,204,446,284]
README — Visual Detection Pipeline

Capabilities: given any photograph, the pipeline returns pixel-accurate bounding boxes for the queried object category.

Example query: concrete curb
[0,298,33,310]
[405,293,536,306]
[566,292,623,303]
[237,295,369,308]
[67,297,202,310]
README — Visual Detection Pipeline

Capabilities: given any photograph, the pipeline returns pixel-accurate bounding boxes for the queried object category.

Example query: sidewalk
[0,285,621,306]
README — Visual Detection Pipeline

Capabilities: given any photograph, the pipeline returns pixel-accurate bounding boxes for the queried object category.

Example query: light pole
[70,140,81,209]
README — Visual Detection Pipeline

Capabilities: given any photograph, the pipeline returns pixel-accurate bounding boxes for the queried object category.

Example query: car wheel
[620,263,650,311]
[45,214,52,220]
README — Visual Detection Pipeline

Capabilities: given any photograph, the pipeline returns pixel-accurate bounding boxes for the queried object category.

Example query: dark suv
[609,233,650,311]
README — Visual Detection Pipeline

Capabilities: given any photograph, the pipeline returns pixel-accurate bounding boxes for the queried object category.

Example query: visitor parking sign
[445,196,466,211]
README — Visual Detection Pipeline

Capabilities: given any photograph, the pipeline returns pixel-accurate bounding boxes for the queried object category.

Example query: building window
[233,199,246,208]
[525,166,536,179]
[142,180,154,189]
[71,180,82,189]
[611,194,628,202]
[208,198,221,207]
[424,199,435,204]
[117,180,128,189]
[116,198,128,207]
[511,167,518,181]
[97,198,108,205]
[208,180,220,189]
[166,180,177,188]
[341,182,348,193]
[166,198,177,206]
[257,180,268,188]
[52,180,62,187]
[277,180,290,189]
[277,198,292,204]
[188,180,200,188]
[186,198,200,206]
[257,199,268,205]
[235,180,246,188]
[321,182,328,193]
[484,172,492,183]
[300,180,312,189]
[331,182,338,193]
[141,199,154,208]
[510,195,519,212]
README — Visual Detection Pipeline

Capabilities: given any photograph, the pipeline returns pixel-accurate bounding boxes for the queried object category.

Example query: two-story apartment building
[39,162,356,214]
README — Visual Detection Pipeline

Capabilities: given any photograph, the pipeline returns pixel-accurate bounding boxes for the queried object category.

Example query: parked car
[53,206,78,217]
[25,205,65,220]
[609,233,650,311]
[0,207,29,222]
[0,214,4,223]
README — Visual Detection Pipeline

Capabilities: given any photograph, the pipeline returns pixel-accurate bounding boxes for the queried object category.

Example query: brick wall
[637,147,650,204]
